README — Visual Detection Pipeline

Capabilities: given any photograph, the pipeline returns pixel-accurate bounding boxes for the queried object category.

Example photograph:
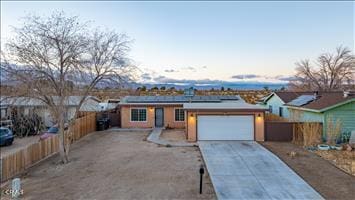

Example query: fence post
[0,158,2,182]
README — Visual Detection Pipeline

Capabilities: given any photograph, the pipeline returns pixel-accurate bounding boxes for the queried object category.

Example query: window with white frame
[131,108,147,121]
[175,109,185,121]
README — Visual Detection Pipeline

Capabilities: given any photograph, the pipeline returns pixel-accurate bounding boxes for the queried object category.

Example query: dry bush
[265,113,288,122]
[301,123,322,147]
[292,123,304,145]
[292,122,322,146]
[326,117,342,146]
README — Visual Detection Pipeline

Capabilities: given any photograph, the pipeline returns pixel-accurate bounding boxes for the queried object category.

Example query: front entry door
[155,108,164,127]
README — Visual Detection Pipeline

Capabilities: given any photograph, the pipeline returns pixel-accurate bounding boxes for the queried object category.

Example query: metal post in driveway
[199,164,205,194]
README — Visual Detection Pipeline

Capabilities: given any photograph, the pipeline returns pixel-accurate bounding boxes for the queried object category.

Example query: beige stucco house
[119,95,266,142]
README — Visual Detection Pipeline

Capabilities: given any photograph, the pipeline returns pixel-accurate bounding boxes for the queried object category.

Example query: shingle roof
[273,91,314,103]
[0,96,100,107]
[120,95,240,104]
[285,92,355,111]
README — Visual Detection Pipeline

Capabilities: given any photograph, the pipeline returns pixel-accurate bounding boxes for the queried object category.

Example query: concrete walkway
[147,128,197,147]
[199,141,323,200]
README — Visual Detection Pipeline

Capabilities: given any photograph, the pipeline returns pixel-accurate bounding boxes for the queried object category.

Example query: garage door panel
[198,115,254,140]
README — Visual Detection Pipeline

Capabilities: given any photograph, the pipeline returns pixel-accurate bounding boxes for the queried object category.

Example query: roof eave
[286,98,355,113]
[262,93,276,103]
[285,105,321,113]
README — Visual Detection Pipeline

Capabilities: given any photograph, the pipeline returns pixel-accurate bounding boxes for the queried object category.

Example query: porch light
[257,113,261,119]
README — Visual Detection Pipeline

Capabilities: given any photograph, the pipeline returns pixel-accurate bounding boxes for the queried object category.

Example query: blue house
[285,92,355,136]
[261,91,313,118]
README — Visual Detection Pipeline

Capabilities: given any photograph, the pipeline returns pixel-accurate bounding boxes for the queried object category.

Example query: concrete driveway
[199,141,323,200]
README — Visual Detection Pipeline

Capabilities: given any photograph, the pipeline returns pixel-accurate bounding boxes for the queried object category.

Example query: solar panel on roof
[124,95,241,103]
[288,95,315,106]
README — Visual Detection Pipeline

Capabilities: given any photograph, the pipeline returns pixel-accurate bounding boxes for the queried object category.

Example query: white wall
[265,95,290,118]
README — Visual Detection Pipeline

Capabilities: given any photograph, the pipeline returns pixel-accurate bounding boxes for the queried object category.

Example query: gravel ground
[0,131,215,200]
[261,142,355,200]
[314,150,355,176]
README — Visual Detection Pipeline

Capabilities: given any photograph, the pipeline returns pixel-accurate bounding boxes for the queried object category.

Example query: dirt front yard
[160,129,187,142]
[314,150,355,176]
[0,130,215,200]
[261,142,355,200]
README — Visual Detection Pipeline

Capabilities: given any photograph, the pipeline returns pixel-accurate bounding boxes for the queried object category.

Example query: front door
[155,108,164,127]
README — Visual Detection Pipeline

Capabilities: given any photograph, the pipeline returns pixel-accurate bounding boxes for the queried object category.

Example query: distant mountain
[1,62,287,90]
[127,82,286,90]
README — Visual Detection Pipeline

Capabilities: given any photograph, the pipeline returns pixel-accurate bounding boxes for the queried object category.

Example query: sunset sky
[1,1,354,85]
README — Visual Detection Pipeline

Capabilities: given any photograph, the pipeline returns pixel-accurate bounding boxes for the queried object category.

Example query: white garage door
[197,115,254,140]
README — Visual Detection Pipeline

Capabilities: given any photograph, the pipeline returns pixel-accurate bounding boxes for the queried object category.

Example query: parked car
[39,126,59,140]
[0,127,14,146]
[39,125,68,140]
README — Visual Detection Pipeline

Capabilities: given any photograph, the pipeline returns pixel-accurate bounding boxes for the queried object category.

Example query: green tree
[141,85,147,91]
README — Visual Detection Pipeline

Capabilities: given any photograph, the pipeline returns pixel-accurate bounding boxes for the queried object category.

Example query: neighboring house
[98,99,120,111]
[261,91,313,118]
[0,96,101,127]
[285,91,355,136]
[119,95,266,142]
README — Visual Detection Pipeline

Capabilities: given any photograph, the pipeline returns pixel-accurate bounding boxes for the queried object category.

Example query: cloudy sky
[1,1,354,85]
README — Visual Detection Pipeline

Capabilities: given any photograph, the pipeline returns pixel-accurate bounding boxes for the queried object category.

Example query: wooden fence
[265,122,295,141]
[0,113,96,182]
[265,121,322,143]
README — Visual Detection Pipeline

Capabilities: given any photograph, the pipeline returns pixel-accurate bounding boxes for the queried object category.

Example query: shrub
[301,123,322,147]
[326,116,342,146]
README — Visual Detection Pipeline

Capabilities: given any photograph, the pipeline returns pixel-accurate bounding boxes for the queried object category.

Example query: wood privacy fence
[0,113,96,182]
[265,121,322,143]
[265,122,295,141]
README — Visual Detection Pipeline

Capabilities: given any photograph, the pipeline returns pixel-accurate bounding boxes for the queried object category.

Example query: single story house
[98,99,120,111]
[261,91,313,118]
[119,95,266,142]
[285,91,355,136]
[0,96,101,127]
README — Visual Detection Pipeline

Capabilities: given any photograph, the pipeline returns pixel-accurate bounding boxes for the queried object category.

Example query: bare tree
[290,46,355,91]
[1,12,136,163]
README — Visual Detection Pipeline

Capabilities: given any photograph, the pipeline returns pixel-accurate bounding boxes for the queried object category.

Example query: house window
[279,107,283,117]
[269,105,273,113]
[131,108,147,122]
[174,109,185,121]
